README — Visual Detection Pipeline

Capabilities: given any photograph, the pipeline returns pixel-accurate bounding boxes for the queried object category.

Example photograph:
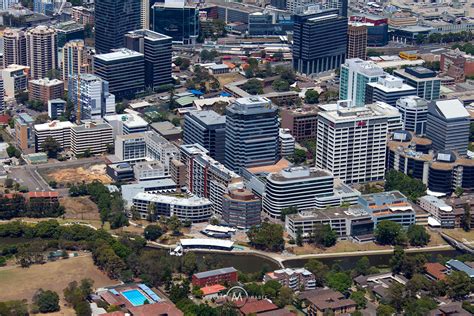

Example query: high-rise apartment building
[395,96,429,135]
[140,0,150,29]
[2,28,27,68]
[71,6,95,26]
[68,74,115,120]
[339,58,385,107]
[0,79,4,111]
[124,29,172,89]
[183,110,226,163]
[94,0,141,53]
[393,67,441,101]
[225,97,279,172]
[292,8,347,76]
[426,99,470,156]
[347,23,368,60]
[62,40,90,88]
[222,188,261,229]
[28,78,64,105]
[93,48,145,98]
[26,25,58,80]
[151,0,199,44]
[365,75,416,106]
[316,103,401,183]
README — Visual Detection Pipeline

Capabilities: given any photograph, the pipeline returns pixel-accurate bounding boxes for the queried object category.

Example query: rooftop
[431,99,469,120]
[72,122,112,132]
[396,96,429,109]
[193,267,237,279]
[126,29,172,41]
[343,58,385,77]
[269,166,332,182]
[288,206,370,222]
[368,75,416,93]
[227,96,277,115]
[188,110,226,126]
[34,120,75,132]
[104,113,148,128]
[245,158,290,175]
[133,192,212,207]
[419,195,453,212]
[150,121,182,136]
[95,48,144,62]
[30,78,63,87]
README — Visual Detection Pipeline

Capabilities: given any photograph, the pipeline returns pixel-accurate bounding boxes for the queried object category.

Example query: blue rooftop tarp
[220,91,232,97]
[188,89,204,96]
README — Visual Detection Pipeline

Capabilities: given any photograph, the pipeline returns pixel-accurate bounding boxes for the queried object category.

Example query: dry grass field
[60,196,101,221]
[41,164,112,185]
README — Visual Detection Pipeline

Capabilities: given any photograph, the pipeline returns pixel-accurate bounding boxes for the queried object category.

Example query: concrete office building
[34,120,75,152]
[365,75,416,106]
[1,64,28,98]
[418,195,454,228]
[293,8,348,76]
[144,131,179,166]
[121,179,177,207]
[93,48,145,98]
[0,79,3,111]
[133,160,170,181]
[104,112,148,136]
[124,29,172,89]
[151,0,199,44]
[94,0,141,53]
[225,97,279,172]
[132,192,212,222]
[316,103,400,183]
[279,129,295,158]
[115,133,147,163]
[187,151,243,216]
[347,23,368,60]
[183,110,226,163]
[15,113,35,151]
[339,58,385,107]
[262,167,335,219]
[48,99,66,120]
[222,188,261,229]
[71,121,114,156]
[26,25,57,80]
[280,107,319,142]
[28,78,64,105]
[54,21,85,48]
[426,99,470,156]
[358,191,416,228]
[394,67,441,100]
[395,96,428,135]
[61,40,90,88]
[2,28,26,68]
[68,74,115,120]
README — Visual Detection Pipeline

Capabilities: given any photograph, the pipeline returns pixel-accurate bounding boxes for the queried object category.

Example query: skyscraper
[395,96,429,135]
[2,28,27,68]
[183,110,226,163]
[95,0,141,53]
[151,0,199,44]
[292,8,348,76]
[141,0,150,29]
[68,74,116,120]
[339,58,385,107]
[225,97,280,172]
[347,23,368,60]
[62,40,90,88]
[93,48,145,98]
[26,25,58,80]
[124,29,172,89]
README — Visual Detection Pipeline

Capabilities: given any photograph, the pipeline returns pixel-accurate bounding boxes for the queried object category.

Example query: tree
[292,149,307,164]
[445,271,471,300]
[455,186,464,198]
[374,221,404,245]
[41,136,61,158]
[296,227,303,246]
[404,297,437,316]
[241,79,263,95]
[33,289,60,313]
[0,300,29,316]
[376,304,396,316]
[387,282,405,312]
[247,222,284,252]
[280,206,298,221]
[167,215,182,235]
[272,79,290,92]
[461,203,471,232]
[6,144,21,159]
[304,259,329,287]
[275,286,293,308]
[182,252,197,275]
[305,90,319,104]
[326,272,351,293]
[389,246,406,274]
[144,224,163,241]
[171,117,181,126]
[354,257,370,276]
[350,290,367,309]
[313,224,337,247]
[407,225,430,246]
[384,170,426,201]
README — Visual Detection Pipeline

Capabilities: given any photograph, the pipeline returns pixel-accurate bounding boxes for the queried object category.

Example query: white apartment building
[1,64,29,98]
[316,103,401,184]
[279,128,295,158]
[34,120,75,152]
[145,131,179,167]
[71,121,113,156]
[264,268,316,291]
[418,195,455,228]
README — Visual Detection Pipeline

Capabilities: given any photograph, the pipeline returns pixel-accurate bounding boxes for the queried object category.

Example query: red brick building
[28,78,64,105]
[192,267,238,287]
[280,107,319,143]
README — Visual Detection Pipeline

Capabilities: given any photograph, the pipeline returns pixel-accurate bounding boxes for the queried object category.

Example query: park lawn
[0,254,119,304]
[442,228,474,243]
[427,230,448,246]
[289,240,391,255]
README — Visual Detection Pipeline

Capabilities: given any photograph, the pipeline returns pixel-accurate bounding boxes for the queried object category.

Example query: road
[8,157,105,194]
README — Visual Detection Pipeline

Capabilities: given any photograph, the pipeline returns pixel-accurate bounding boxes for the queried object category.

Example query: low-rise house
[200,284,226,300]
[425,262,448,281]
[429,302,472,316]
[446,259,474,278]
[239,299,280,315]
[354,272,408,301]
[297,288,357,316]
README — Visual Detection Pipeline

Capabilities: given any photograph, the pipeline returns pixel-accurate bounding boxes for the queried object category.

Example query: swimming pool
[121,289,149,306]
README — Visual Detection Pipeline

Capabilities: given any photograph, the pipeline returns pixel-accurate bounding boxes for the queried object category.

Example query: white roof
[34,120,75,132]
[434,99,469,119]
[104,113,148,128]
[204,225,236,233]
[130,101,152,109]
[133,192,212,207]
[428,216,442,227]
[180,238,234,248]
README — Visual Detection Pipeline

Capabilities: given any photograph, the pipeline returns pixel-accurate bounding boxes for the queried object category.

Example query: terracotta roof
[425,262,447,280]
[0,114,10,125]
[239,300,279,315]
[201,284,226,296]
[246,159,290,174]
[258,308,296,316]
[100,312,126,316]
[27,191,59,198]
[127,302,183,316]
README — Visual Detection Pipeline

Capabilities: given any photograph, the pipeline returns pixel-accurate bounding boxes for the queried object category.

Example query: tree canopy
[384,170,426,201]
[247,222,284,252]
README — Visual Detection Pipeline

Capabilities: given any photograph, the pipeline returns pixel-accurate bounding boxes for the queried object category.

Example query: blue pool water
[122,289,149,306]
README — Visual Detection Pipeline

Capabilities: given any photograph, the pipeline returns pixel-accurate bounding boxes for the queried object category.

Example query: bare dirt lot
[60,196,100,221]
[41,164,112,185]
[0,254,118,307]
